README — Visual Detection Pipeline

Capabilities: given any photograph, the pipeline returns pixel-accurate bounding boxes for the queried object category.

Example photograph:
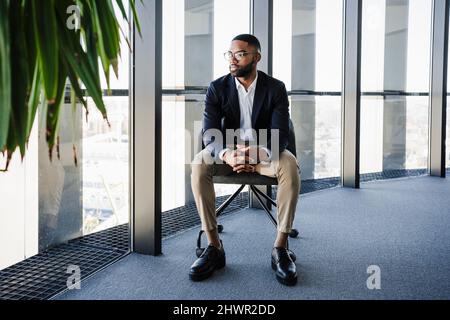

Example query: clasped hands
[223,145,268,174]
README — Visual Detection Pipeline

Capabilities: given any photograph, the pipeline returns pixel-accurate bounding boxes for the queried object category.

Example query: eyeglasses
[223,51,258,61]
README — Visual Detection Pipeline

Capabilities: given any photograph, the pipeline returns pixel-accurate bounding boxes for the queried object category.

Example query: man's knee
[192,149,216,165]
[191,150,214,184]
[277,151,300,189]
[279,151,300,175]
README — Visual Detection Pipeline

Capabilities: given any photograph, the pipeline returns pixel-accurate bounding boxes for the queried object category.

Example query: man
[190,34,301,286]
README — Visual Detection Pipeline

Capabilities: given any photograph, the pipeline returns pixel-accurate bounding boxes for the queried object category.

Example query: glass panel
[82,97,129,235]
[80,0,131,236]
[361,96,429,174]
[39,1,131,245]
[162,96,188,212]
[291,95,341,179]
[161,0,250,214]
[273,0,343,181]
[162,95,240,212]
[360,0,432,176]
[38,101,83,250]
[273,0,343,92]
[163,0,250,89]
[361,0,432,93]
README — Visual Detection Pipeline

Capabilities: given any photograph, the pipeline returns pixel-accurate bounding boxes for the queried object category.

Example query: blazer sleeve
[267,82,290,154]
[202,83,224,158]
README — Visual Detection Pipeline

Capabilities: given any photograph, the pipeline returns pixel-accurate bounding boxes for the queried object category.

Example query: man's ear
[256,53,262,62]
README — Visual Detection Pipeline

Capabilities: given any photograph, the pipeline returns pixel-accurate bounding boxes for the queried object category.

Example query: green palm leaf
[1,0,140,171]
[10,0,30,157]
[0,0,11,151]
[32,0,59,103]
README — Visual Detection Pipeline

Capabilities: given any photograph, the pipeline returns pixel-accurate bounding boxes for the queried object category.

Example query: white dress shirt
[219,73,271,161]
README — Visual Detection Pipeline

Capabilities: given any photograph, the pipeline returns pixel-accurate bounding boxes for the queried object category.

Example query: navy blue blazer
[202,70,290,158]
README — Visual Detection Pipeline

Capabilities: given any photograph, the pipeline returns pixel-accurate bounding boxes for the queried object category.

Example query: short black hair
[232,34,261,52]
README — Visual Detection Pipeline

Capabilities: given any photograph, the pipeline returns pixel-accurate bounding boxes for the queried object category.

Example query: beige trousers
[191,149,301,234]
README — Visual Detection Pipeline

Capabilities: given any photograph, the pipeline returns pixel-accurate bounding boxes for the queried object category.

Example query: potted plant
[0,0,141,171]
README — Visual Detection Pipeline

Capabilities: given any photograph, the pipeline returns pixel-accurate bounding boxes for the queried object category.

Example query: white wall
[0,118,38,270]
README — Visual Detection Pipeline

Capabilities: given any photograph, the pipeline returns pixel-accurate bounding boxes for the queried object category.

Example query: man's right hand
[223,149,256,173]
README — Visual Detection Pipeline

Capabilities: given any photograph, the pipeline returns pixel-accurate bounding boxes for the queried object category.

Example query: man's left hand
[236,145,270,163]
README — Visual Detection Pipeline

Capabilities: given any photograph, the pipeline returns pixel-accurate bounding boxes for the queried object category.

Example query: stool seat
[213,172,278,185]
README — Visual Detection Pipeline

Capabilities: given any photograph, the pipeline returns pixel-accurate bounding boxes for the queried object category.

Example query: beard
[229,59,255,77]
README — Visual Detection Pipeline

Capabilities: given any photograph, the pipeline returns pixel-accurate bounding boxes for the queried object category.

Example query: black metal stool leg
[250,185,278,227]
[216,184,246,217]
[251,185,277,207]
[250,185,299,238]
[215,184,246,233]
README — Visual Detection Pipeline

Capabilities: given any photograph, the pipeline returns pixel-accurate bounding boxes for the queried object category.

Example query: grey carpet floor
[54,176,450,300]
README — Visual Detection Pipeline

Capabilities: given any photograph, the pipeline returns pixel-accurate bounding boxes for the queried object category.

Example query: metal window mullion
[341,0,362,188]
[429,0,449,177]
[130,0,162,255]
[249,0,273,209]
[252,0,272,75]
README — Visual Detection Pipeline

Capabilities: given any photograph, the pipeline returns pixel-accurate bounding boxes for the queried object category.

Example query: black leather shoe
[271,247,297,286]
[189,242,226,281]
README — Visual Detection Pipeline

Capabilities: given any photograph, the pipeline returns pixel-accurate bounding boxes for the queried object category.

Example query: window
[162,0,251,211]
[273,0,343,181]
[360,0,432,174]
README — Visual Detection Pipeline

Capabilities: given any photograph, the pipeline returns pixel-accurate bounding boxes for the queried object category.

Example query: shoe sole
[271,260,297,286]
[189,256,226,282]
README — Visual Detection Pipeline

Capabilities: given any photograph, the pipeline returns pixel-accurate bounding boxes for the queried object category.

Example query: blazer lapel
[227,75,240,126]
[251,71,267,127]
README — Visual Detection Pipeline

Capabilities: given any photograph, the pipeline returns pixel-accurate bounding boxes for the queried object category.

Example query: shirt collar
[234,72,258,93]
